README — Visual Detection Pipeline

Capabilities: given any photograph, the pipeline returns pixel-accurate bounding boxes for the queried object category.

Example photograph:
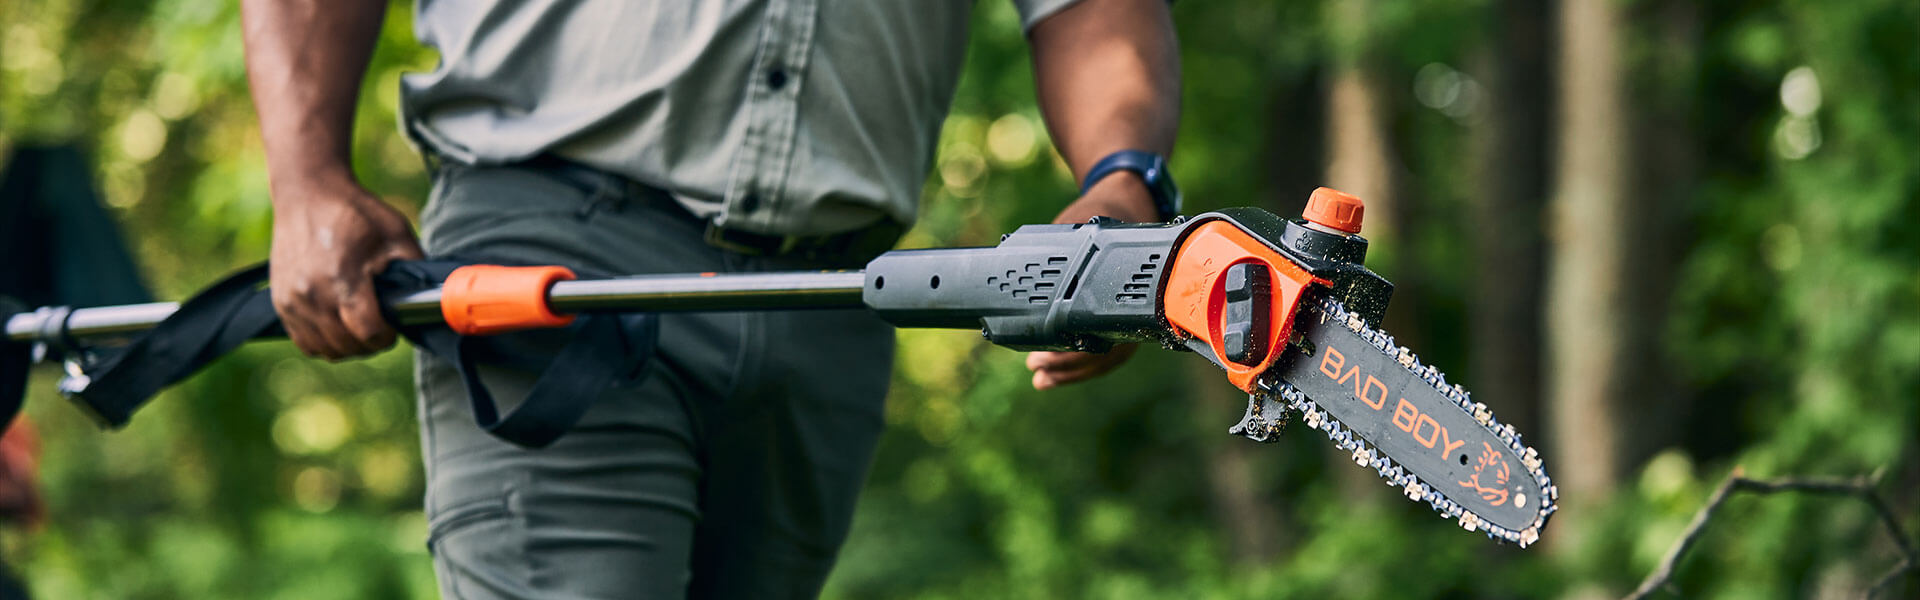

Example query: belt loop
[558,159,626,221]
[704,223,766,256]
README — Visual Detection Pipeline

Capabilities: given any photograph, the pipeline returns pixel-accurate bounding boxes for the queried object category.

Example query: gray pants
[414,162,895,599]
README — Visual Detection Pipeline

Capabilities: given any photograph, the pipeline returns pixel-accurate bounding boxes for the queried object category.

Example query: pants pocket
[428,494,532,599]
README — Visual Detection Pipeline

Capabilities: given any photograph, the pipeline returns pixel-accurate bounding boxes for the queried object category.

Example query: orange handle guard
[1162,221,1328,393]
[440,265,577,336]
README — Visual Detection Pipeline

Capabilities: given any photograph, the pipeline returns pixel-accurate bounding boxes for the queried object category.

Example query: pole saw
[1,187,1555,546]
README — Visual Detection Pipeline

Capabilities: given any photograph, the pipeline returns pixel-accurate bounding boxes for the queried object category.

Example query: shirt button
[766,68,789,90]
[739,193,762,212]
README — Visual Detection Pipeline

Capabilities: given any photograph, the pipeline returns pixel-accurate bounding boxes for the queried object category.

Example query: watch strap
[1080,149,1181,222]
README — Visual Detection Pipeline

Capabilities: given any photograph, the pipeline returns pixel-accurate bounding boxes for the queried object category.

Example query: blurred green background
[1,0,1915,598]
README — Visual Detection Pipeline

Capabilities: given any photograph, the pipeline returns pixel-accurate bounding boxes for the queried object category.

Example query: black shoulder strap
[58,260,655,448]
[71,263,284,425]
[0,297,28,435]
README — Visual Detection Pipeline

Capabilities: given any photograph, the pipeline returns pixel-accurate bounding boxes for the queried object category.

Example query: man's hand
[1027,344,1140,390]
[269,175,422,360]
[1025,173,1159,389]
[1023,0,1178,390]
[1050,171,1165,225]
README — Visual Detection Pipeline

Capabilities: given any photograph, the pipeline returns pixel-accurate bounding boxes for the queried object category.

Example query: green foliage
[1,0,1913,598]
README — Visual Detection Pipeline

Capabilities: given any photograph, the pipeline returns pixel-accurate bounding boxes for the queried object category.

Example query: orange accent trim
[440,265,577,336]
[1302,187,1365,234]
[1162,220,1324,392]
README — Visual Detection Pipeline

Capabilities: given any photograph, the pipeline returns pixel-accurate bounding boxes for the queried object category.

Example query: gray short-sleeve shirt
[401,0,1081,236]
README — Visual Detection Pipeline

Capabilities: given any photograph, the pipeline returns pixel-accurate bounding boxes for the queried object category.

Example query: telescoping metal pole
[5,270,869,345]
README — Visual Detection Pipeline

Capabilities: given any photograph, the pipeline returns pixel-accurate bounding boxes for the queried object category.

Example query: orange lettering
[1358,376,1387,410]
[1393,399,1417,432]
[1319,347,1345,380]
[1413,415,1440,448]
[1439,426,1465,460]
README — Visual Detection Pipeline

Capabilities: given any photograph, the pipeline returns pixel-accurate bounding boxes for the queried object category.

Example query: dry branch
[1625,466,1915,599]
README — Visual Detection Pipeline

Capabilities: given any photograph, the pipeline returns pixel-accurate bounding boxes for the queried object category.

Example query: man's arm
[1024,0,1182,388]
[243,0,422,360]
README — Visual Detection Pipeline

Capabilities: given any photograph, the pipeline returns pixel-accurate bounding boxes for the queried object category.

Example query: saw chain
[5,187,1554,545]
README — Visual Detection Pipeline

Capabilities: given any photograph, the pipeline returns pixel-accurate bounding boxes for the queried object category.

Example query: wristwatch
[1079,149,1181,222]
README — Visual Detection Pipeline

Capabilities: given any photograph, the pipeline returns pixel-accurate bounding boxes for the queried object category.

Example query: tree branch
[1626,466,1916,599]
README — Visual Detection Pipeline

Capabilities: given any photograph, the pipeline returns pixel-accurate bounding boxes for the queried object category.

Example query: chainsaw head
[1157,190,1556,546]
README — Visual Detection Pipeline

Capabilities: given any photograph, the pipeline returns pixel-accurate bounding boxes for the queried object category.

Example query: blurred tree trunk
[1465,0,1550,442]
[1323,0,1403,501]
[1545,0,1631,542]
[1193,361,1286,563]
[1622,0,1699,469]
[1324,69,1399,248]
[1188,58,1329,565]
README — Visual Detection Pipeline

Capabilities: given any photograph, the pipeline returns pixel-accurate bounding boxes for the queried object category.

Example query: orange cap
[1303,187,1365,234]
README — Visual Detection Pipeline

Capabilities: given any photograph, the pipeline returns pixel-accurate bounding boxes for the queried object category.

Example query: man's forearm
[1022,0,1180,388]
[1030,0,1181,189]
[242,0,389,196]
[244,0,421,361]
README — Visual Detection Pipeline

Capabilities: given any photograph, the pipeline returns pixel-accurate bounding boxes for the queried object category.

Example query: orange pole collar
[440,265,578,336]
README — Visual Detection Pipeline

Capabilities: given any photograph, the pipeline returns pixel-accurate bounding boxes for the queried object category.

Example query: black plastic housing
[864,219,1181,352]
[1209,208,1395,328]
